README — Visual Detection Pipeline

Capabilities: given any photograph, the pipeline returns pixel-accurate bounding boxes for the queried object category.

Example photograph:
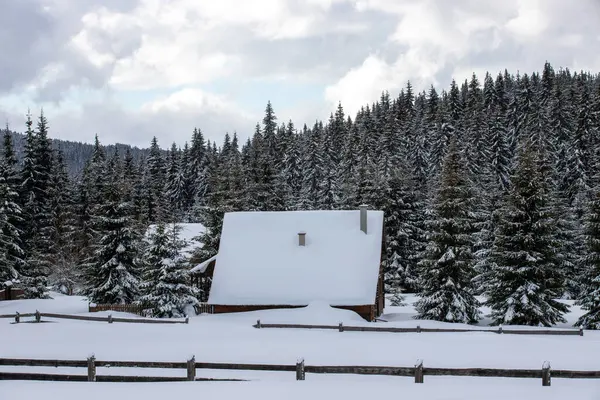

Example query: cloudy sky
[0,0,599,148]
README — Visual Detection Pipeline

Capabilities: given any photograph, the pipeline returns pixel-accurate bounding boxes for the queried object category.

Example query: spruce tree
[146,136,166,223]
[575,177,600,329]
[19,111,53,298]
[383,167,423,294]
[164,143,187,220]
[47,149,78,294]
[414,139,480,323]
[84,156,141,304]
[0,160,25,288]
[139,223,199,318]
[485,141,569,326]
[0,127,25,287]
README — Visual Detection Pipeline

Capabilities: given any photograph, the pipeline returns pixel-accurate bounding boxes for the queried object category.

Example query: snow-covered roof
[145,223,206,257]
[208,210,384,306]
[190,255,217,274]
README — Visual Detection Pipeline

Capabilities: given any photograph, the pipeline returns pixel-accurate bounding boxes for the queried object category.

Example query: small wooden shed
[195,207,385,321]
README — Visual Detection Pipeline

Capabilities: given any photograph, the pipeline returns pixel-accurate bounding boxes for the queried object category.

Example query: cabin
[192,206,385,321]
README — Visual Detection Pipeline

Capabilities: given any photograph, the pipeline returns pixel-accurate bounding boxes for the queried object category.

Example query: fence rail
[0,357,598,386]
[253,320,584,336]
[0,311,188,324]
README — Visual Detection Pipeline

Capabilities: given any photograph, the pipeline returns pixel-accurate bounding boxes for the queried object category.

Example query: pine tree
[317,124,340,209]
[298,123,323,210]
[83,156,141,304]
[485,141,569,326]
[139,223,199,318]
[575,177,600,329]
[164,143,187,220]
[19,111,53,298]
[280,122,302,209]
[0,127,25,287]
[146,136,166,223]
[0,159,25,288]
[47,149,78,294]
[414,139,480,323]
[383,167,423,294]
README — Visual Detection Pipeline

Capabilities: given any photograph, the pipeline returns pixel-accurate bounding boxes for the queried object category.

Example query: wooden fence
[0,287,24,301]
[0,357,599,386]
[253,320,585,336]
[0,311,188,324]
[194,303,214,315]
[88,304,145,316]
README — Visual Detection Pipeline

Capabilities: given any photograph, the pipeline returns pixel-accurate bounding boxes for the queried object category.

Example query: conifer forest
[1,62,600,327]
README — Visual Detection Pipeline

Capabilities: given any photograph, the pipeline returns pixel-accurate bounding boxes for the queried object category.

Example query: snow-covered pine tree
[575,175,600,329]
[317,122,340,210]
[83,155,141,304]
[139,223,199,318]
[259,102,285,211]
[280,121,302,209]
[19,111,53,298]
[146,136,166,223]
[382,166,424,295]
[0,158,25,288]
[489,73,512,192]
[0,127,25,288]
[485,140,569,326]
[164,142,187,220]
[413,138,480,323]
[298,123,323,210]
[47,149,79,294]
[222,133,246,211]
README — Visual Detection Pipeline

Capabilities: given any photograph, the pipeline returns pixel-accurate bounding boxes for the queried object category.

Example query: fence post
[542,361,551,387]
[185,316,189,324]
[87,355,96,382]
[416,325,421,333]
[414,359,424,383]
[187,356,196,381]
[35,310,41,323]
[579,327,584,337]
[498,325,503,334]
[14,312,19,324]
[296,358,305,381]
[108,314,113,324]
[339,322,344,332]
[256,319,261,329]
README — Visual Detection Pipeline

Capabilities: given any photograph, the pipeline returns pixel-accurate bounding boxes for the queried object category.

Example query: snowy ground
[1,293,600,399]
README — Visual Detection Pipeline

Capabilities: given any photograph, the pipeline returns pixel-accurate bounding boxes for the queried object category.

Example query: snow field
[1,293,600,399]
[3,377,600,400]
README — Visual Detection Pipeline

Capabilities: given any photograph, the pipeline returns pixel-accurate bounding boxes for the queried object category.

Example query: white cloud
[325,0,600,115]
[325,50,440,115]
[2,0,600,148]
[140,88,255,122]
[505,0,549,39]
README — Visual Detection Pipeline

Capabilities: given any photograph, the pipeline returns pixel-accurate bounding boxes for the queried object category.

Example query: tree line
[0,62,599,326]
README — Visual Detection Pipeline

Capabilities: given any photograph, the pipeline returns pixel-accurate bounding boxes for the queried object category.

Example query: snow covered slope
[208,210,384,306]
[2,294,600,399]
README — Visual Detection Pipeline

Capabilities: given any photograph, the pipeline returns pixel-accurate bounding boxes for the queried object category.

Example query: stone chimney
[360,205,368,234]
[298,232,306,246]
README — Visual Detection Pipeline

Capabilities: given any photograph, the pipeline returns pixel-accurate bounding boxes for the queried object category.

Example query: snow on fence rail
[253,320,585,336]
[0,357,599,386]
[0,311,188,324]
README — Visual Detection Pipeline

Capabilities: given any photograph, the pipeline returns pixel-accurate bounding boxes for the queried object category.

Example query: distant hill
[7,131,158,177]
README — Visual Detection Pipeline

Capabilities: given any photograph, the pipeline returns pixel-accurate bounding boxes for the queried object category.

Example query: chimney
[298,232,306,246]
[360,205,368,234]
